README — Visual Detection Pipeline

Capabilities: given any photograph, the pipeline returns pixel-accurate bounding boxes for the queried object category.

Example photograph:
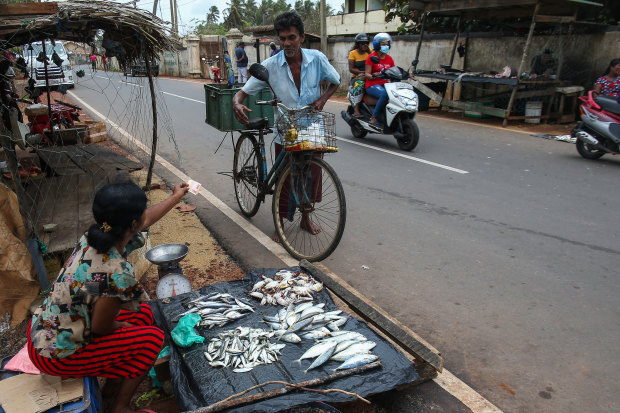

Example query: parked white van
[23,41,75,89]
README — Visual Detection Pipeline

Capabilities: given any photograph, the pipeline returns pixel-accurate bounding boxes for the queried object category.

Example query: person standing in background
[90,54,97,72]
[269,42,280,57]
[235,42,248,83]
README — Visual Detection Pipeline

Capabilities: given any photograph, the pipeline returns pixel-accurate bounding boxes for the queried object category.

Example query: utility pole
[169,0,177,36]
[320,0,326,53]
[152,0,158,15]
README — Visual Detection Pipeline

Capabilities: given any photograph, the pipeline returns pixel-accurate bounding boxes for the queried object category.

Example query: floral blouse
[30,233,149,359]
[595,76,620,97]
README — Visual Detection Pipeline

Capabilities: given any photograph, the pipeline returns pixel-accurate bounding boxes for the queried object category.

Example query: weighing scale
[145,243,192,299]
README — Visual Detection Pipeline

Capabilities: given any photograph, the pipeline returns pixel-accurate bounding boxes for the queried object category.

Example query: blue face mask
[380,45,390,54]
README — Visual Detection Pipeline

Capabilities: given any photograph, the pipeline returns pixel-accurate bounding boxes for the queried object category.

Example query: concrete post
[187,35,201,78]
[226,28,243,78]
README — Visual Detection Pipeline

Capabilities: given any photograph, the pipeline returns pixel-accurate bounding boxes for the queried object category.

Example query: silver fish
[330,341,377,361]
[304,342,338,373]
[332,353,378,371]
[295,340,339,364]
[280,333,302,343]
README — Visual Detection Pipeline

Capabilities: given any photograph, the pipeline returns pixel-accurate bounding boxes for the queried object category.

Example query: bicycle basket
[276,108,338,153]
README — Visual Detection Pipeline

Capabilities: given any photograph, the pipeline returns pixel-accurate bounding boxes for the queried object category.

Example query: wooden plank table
[28,144,142,253]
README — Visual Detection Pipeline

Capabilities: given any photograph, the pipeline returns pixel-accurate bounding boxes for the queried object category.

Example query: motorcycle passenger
[348,33,371,118]
[365,33,395,126]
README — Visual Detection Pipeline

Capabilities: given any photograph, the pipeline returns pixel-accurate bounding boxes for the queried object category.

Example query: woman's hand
[173,182,189,199]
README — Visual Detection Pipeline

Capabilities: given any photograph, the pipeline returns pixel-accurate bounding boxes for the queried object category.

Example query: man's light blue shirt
[242,49,340,141]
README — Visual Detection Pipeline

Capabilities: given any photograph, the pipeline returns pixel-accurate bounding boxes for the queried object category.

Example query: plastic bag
[171,313,205,347]
[4,344,41,375]
[148,345,170,388]
[349,78,365,106]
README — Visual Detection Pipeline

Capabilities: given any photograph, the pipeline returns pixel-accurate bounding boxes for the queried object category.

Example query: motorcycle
[341,57,420,151]
[572,91,620,159]
[209,57,222,83]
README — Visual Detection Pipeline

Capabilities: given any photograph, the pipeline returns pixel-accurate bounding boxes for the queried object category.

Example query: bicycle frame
[252,128,315,205]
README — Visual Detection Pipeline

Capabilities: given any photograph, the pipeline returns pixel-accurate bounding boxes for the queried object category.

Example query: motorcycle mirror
[411,59,419,66]
[249,63,269,82]
[370,56,380,64]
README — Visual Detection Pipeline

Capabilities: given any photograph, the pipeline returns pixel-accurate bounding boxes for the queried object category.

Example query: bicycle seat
[247,117,268,130]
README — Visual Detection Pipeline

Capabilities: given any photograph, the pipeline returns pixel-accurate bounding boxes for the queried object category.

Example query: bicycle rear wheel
[272,156,346,261]
[233,133,264,217]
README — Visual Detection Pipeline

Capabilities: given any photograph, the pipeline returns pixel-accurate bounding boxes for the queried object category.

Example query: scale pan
[145,243,189,265]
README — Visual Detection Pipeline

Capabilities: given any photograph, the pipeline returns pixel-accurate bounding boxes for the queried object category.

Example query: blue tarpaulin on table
[150,267,419,412]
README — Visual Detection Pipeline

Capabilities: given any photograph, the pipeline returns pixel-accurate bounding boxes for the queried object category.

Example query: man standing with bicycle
[233,11,340,243]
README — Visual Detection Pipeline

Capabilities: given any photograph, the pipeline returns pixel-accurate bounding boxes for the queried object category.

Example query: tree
[207,6,220,24]
[223,0,246,29]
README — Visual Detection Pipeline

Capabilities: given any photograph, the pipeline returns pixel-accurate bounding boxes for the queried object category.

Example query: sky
[126,0,345,36]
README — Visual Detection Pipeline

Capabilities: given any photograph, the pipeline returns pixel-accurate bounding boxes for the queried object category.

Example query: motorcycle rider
[348,33,371,118]
[365,33,395,126]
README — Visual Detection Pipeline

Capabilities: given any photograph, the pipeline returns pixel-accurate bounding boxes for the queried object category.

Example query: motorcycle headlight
[393,91,418,109]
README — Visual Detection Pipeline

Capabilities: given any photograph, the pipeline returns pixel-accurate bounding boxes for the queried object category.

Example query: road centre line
[336,136,469,174]
[328,99,537,136]
[161,91,205,104]
[69,90,501,413]
[120,80,143,87]
[151,89,467,172]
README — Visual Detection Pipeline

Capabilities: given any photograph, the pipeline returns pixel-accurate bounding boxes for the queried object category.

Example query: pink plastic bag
[4,344,41,375]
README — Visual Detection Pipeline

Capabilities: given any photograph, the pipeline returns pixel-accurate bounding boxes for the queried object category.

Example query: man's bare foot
[300,215,321,235]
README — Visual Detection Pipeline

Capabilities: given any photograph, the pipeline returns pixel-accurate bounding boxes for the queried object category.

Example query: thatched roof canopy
[0,1,177,63]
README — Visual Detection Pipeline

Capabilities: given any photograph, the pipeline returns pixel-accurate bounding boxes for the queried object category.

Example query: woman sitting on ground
[593,58,620,98]
[28,181,189,413]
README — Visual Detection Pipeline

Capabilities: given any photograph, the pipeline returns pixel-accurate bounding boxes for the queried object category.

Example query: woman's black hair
[603,58,620,76]
[274,11,304,37]
[87,182,147,252]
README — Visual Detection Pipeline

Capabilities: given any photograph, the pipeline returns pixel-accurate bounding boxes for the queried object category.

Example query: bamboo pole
[186,361,382,413]
[503,1,540,127]
[145,59,157,190]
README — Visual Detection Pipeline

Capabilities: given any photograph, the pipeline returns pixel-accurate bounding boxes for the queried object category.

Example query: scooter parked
[572,91,620,159]
[341,57,420,151]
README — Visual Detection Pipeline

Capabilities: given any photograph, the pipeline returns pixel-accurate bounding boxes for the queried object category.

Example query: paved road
[70,69,620,412]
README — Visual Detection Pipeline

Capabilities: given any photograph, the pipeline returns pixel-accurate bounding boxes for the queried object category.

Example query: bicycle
[232,99,346,262]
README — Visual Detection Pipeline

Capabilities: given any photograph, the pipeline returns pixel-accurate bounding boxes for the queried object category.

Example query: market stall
[150,263,441,412]
[407,0,603,126]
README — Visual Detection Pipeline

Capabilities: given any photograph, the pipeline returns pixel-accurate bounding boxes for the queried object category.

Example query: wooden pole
[449,13,462,67]
[186,361,382,413]
[503,1,540,127]
[413,12,426,70]
[152,0,158,15]
[144,60,158,190]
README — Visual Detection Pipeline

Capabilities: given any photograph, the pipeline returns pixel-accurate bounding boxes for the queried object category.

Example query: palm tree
[207,6,220,24]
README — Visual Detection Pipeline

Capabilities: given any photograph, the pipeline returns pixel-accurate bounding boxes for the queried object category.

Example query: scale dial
[156,273,192,299]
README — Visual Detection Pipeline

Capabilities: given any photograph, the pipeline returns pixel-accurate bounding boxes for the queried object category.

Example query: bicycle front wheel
[272,156,346,261]
[233,133,264,217]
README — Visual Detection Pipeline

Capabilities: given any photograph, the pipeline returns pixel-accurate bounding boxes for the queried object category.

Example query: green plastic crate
[204,83,274,131]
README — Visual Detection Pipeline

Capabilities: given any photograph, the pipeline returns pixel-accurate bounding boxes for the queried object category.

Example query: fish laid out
[174,292,254,329]
[248,270,324,306]
[263,301,349,342]
[204,327,285,372]
[294,331,379,373]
